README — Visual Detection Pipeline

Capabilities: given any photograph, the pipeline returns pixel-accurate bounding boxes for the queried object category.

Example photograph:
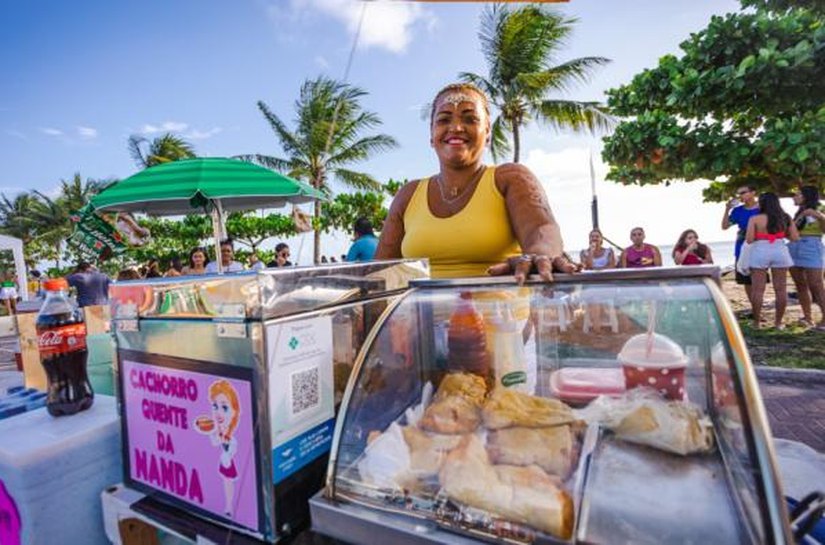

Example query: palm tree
[58,172,111,212]
[461,4,613,163]
[128,133,196,169]
[241,77,398,263]
[0,192,38,244]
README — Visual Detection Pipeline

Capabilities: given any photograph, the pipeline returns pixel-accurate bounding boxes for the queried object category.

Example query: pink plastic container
[549,368,625,404]
[618,333,687,400]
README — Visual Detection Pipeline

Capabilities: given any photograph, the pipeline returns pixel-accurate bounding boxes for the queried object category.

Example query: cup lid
[618,332,686,368]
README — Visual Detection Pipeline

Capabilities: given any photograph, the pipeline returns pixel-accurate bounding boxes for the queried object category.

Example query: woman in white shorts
[745,192,799,329]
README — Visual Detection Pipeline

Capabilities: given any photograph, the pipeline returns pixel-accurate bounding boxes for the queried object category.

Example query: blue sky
[2,0,744,264]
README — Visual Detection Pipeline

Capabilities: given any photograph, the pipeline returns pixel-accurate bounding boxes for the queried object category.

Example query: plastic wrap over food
[576,389,714,455]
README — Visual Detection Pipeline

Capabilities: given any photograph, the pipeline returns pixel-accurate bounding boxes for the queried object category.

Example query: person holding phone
[722,184,761,304]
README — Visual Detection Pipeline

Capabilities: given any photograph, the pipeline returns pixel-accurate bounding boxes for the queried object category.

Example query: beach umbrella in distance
[90,157,325,272]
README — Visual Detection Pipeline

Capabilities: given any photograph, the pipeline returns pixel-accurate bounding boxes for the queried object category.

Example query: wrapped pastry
[482,388,576,430]
[487,425,575,478]
[578,389,714,455]
[402,426,463,476]
[419,373,487,434]
[439,435,573,539]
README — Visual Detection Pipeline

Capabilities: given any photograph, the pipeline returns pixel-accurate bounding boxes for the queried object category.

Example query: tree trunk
[512,120,521,164]
[313,200,321,265]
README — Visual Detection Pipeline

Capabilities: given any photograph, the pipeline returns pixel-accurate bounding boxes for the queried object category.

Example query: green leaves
[603,2,824,200]
[464,4,612,162]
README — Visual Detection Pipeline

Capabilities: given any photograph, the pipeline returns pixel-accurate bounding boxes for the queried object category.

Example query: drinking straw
[645,301,657,358]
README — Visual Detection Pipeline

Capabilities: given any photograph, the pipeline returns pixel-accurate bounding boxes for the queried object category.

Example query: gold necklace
[436,165,485,204]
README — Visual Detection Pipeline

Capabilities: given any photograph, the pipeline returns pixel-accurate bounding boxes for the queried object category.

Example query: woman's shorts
[749,240,793,269]
[788,236,824,269]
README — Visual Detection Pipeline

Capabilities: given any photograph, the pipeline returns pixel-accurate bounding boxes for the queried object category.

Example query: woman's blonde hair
[209,379,241,440]
[430,82,491,123]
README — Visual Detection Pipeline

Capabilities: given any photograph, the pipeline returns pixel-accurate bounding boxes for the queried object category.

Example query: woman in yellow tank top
[375,83,576,281]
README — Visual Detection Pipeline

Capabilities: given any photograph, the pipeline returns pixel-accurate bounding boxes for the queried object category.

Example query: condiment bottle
[447,293,490,379]
[490,303,528,391]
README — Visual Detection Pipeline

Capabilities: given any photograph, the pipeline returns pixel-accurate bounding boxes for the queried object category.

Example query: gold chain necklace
[435,165,485,204]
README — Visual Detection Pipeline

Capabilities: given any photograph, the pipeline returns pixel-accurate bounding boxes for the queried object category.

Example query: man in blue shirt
[346,218,378,262]
[66,262,110,307]
[722,184,761,304]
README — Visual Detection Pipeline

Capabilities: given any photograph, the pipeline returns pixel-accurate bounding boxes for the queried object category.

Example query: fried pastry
[419,373,487,434]
[487,425,574,478]
[614,399,714,455]
[402,426,463,476]
[439,435,573,539]
[482,388,575,429]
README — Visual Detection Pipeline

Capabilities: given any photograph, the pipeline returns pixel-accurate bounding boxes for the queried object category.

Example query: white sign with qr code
[266,316,334,444]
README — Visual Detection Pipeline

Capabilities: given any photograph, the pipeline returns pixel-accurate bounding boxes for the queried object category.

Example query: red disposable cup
[618,333,687,400]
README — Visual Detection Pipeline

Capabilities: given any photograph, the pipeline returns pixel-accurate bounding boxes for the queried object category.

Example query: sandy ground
[720,271,806,325]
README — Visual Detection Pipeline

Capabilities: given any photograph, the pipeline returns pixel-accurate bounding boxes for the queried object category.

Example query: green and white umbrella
[90,157,324,272]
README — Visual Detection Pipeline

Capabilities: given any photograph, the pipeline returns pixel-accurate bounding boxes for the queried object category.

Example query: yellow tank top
[401,166,521,278]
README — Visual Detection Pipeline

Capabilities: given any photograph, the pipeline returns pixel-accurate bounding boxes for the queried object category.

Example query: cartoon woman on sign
[195,379,241,517]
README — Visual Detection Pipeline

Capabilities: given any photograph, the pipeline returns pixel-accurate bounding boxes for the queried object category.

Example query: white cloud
[523,146,732,254]
[77,126,98,139]
[185,127,223,140]
[40,127,63,136]
[290,0,434,54]
[139,121,189,135]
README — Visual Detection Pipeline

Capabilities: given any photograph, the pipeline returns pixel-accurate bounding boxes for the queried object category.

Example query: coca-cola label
[37,324,87,355]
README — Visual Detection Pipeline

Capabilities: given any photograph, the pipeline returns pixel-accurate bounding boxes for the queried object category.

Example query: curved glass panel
[331,277,770,544]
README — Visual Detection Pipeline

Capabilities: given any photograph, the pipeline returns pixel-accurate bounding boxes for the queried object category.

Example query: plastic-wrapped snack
[577,389,714,455]
[358,422,413,490]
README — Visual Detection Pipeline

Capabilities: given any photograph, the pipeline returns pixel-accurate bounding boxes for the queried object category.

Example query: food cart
[106,259,428,543]
[311,266,800,544]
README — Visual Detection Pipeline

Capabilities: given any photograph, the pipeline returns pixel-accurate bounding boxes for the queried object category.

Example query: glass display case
[108,259,429,543]
[311,266,792,545]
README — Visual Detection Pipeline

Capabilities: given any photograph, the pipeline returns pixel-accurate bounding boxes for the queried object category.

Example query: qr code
[290,367,320,416]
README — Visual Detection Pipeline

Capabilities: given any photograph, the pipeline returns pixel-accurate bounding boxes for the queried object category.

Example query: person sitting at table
[182,247,209,275]
[374,82,576,281]
[672,229,713,265]
[205,239,244,273]
[618,227,662,268]
[580,229,616,270]
[267,243,293,267]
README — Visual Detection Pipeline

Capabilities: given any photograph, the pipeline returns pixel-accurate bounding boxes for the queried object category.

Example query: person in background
[164,256,183,277]
[268,243,292,267]
[375,82,576,281]
[340,254,347,262]
[28,269,44,299]
[66,262,110,307]
[248,253,265,271]
[205,239,244,273]
[183,247,209,275]
[330,256,338,263]
[320,256,328,264]
[672,229,713,265]
[144,259,162,278]
[0,271,17,314]
[347,217,379,262]
[618,227,662,268]
[788,186,825,329]
[116,268,141,281]
[722,184,761,304]
[745,192,799,330]
[579,229,616,270]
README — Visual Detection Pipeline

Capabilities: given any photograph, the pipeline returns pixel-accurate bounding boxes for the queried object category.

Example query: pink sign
[0,479,21,545]
[122,358,259,531]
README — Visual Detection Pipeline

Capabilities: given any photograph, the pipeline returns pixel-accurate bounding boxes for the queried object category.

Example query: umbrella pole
[211,199,225,274]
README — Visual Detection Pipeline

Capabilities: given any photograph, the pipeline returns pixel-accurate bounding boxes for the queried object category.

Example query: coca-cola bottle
[36,278,94,416]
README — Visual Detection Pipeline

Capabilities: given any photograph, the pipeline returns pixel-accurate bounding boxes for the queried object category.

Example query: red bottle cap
[43,278,69,291]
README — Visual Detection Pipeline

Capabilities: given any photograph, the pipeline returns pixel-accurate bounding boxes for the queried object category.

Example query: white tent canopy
[0,234,28,301]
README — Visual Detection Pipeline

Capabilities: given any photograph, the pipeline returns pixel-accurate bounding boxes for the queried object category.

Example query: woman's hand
[487,254,580,284]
